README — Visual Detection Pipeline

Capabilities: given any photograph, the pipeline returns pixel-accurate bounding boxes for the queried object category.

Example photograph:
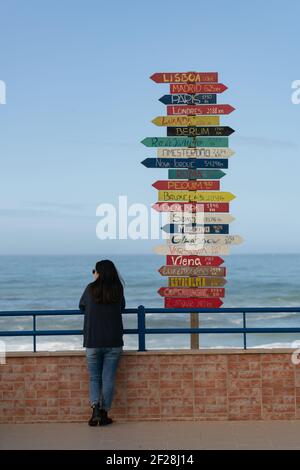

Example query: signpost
[166,255,224,266]
[152,116,220,126]
[168,277,226,287]
[159,266,226,276]
[157,190,235,202]
[152,180,220,190]
[153,244,231,255]
[157,147,234,158]
[152,202,230,212]
[165,297,223,308]
[169,213,235,224]
[159,94,217,105]
[150,72,218,83]
[162,224,229,234]
[168,169,226,179]
[170,83,227,94]
[167,126,234,137]
[141,137,229,147]
[143,71,242,349]
[168,234,243,245]
[167,104,235,116]
[158,287,225,298]
[142,158,228,169]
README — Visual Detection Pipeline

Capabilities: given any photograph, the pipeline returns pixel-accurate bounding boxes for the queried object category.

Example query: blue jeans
[86,347,123,410]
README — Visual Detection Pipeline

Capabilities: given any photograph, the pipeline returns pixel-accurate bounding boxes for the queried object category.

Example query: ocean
[1,254,300,351]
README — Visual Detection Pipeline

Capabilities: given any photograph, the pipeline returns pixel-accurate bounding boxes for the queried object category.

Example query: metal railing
[1,306,300,352]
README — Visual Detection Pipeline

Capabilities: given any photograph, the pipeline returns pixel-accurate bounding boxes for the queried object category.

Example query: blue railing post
[243,312,247,350]
[33,314,37,352]
[137,305,146,352]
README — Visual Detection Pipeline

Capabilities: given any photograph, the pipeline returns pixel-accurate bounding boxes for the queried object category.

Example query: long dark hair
[89,259,124,304]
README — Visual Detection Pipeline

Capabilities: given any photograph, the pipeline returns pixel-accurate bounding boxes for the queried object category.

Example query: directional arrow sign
[153,180,220,191]
[152,116,220,126]
[142,158,228,169]
[168,234,243,245]
[157,147,235,158]
[159,266,226,276]
[158,287,225,298]
[167,126,235,137]
[165,297,223,308]
[168,169,226,179]
[154,244,230,256]
[158,191,235,202]
[150,72,218,83]
[159,94,216,105]
[162,224,229,234]
[152,202,229,213]
[141,137,228,148]
[170,83,227,94]
[170,213,235,225]
[166,255,224,267]
[167,104,235,116]
[168,277,226,288]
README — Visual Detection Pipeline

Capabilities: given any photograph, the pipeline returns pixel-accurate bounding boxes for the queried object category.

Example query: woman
[79,259,125,426]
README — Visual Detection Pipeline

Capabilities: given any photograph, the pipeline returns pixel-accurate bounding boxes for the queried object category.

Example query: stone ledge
[5,348,296,357]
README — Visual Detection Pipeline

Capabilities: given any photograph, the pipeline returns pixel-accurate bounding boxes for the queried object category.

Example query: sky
[0,0,300,255]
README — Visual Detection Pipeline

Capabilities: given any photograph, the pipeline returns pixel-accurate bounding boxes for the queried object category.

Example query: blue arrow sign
[159,94,217,105]
[162,224,229,234]
[141,158,228,169]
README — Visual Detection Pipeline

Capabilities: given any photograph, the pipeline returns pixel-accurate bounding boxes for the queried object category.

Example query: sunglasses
[92,269,96,274]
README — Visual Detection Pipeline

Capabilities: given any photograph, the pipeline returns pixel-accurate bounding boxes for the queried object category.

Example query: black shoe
[99,408,113,426]
[88,403,101,426]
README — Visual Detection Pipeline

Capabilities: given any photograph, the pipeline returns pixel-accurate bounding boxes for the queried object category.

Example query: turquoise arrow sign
[168,169,226,179]
[141,137,229,148]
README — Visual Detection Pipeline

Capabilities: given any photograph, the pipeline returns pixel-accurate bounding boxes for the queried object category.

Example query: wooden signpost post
[142,71,242,349]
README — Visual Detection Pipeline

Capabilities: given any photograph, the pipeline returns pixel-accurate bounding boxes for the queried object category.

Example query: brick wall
[1,350,300,423]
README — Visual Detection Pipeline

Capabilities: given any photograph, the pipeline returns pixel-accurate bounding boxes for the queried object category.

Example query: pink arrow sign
[152,202,229,213]
[167,104,235,116]
[166,255,224,267]
[165,297,223,308]
[152,180,220,191]
[170,83,227,94]
[158,287,225,298]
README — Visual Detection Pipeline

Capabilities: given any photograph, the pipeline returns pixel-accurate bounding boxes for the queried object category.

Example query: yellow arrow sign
[168,277,226,287]
[158,191,236,203]
[152,116,220,126]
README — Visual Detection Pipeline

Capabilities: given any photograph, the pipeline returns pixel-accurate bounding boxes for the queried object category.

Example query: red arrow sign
[152,202,229,213]
[165,297,223,308]
[170,83,227,94]
[166,255,224,267]
[150,72,218,83]
[167,104,235,116]
[158,287,225,298]
[152,180,220,191]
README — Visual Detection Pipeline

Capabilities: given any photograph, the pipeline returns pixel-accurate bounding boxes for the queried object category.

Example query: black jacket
[79,284,125,348]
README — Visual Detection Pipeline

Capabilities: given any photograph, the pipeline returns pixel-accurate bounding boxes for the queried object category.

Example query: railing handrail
[1,306,300,316]
[1,306,300,352]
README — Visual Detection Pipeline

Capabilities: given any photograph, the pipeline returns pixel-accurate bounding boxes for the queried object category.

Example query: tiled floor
[1,420,300,449]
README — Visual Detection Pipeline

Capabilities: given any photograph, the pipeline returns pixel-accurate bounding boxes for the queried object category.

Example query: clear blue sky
[0,0,300,255]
